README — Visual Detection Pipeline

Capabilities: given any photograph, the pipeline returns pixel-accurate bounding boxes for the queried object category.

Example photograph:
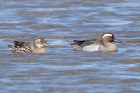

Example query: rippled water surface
[0,0,140,93]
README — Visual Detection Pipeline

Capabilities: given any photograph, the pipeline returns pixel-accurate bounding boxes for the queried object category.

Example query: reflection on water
[0,0,140,92]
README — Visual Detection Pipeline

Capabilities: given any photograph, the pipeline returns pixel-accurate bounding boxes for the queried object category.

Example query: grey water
[0,0,140,93]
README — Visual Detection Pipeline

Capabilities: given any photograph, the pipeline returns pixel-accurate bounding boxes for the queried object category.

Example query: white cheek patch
[102,34,112,39]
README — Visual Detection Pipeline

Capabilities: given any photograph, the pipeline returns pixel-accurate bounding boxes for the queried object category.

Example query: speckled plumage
[8,38,53,54]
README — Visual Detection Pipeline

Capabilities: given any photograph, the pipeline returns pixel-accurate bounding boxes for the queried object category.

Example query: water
[0,0,140,93]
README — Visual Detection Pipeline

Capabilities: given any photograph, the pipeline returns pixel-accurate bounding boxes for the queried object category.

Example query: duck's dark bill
[113,39,122,43]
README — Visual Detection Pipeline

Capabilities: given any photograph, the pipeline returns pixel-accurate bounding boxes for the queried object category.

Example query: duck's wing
[8,41,33,53]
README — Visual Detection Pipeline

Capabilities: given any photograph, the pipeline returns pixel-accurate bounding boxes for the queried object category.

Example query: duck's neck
[31,43,47,54]
[33,48,47,54]
[99,42,117,52]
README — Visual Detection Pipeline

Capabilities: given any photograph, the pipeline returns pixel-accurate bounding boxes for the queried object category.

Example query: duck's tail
[8,45,16,53]
[68,43,82,51]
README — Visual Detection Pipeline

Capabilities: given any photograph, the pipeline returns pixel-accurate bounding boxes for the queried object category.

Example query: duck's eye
[40,40,43,43]
[40,40,46,43]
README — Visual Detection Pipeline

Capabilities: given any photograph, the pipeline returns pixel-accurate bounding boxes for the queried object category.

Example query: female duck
[8,38,53,54]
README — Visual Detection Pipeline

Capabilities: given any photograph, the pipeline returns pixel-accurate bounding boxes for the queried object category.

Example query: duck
[68,33,122,52]
[8,38,53,54]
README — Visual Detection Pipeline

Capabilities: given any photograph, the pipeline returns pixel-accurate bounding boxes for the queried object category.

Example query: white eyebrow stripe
[102,34,112,39]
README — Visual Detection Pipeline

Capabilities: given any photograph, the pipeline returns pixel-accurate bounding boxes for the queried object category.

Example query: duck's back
[69,39,101,52]
[8,41,33,53]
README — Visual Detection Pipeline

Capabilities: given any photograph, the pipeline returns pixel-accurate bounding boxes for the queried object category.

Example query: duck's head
[101,33,122,44]
[34,38,53,48]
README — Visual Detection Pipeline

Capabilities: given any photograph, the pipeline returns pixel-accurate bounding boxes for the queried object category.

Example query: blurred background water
[0,0,140,93]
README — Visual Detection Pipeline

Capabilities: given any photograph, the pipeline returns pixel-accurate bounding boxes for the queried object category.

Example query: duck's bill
[113,39,122,43]
[44,43,53,48]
